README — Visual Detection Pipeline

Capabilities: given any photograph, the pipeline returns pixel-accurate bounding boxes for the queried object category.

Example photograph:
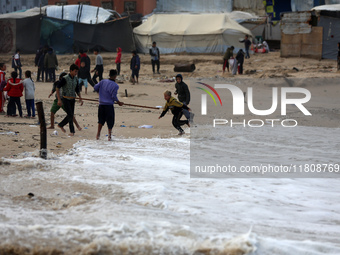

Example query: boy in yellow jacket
[159,90,190,135]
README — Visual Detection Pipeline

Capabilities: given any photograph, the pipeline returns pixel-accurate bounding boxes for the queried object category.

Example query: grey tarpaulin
[318,15,340,59]
[74,17,135,52]
[0,14,42,54]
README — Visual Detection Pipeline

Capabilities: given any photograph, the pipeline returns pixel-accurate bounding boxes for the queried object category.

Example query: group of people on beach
[0,61,36,119]
[0,42,193,140]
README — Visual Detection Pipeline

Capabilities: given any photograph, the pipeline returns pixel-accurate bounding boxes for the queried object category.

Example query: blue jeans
[25,99,35,117]
[14,66,22,79]
[245,48,250,59]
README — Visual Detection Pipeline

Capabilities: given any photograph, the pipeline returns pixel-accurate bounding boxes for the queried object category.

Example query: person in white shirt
[23,70,35,118]
[91,49,104,84]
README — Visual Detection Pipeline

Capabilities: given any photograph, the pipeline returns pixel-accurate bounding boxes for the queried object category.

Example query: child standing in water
[23,70,36,118]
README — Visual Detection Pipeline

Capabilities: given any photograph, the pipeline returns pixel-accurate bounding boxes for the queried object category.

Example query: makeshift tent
[313,4,340,59]
[0,11,41,54]
[155,0,233,13]
[0,5,135,54]
[133,13,252,54]
[46,5,119,24]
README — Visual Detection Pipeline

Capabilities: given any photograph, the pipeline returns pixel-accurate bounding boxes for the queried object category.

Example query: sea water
[0,125,340,254]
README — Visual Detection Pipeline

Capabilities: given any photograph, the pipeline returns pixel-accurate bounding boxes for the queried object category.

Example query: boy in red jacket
[4,71,23,117]
[115,47,122,75]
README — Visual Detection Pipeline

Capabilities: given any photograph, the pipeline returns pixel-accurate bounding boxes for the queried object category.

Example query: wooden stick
[36,101,47,159]
[63,96,160,110]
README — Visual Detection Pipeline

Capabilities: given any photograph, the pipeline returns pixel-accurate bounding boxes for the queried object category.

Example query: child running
[158,90,190,135]
[23,70,36,118]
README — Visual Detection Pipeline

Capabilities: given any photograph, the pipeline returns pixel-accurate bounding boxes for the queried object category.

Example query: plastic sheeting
[313,4,340,10]
[74,18,135,53]
[155,0,233,13]
[0,14,41,54]
[46,5,113,24]
[318,15,340,59]
[291,0,314,12]
[40,17,74,54]
[133,13,252,54]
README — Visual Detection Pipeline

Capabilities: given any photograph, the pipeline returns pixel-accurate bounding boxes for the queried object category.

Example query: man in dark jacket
[44,48,58,82]
[35,47,45,82]
[149,41,160,74]
[130,50,140,85]
[236,49,245,75]
[244,35,252,59]
[174,74,191,121]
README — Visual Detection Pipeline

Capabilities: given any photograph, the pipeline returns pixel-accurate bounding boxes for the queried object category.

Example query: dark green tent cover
[0,13,135,54]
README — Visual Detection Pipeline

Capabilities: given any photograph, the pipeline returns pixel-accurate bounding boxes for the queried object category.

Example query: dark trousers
[92,65,103,84]
[7,96,22,116]
[245,48,250,59]
[37,67,45,81]
[131,69,139,79]
[87,72,95,88]
[238,62,243,74]
[59,98,75,133]
[25,99,35,117]
[14,66,22,79]
[47,68,56,82]
[98,105,115,129]
[116,63,121,75]
[151,60,160,73]
[223,59,229,72]
[172,111,188,132]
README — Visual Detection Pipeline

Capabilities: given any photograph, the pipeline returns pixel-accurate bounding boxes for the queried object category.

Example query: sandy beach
[0,51,339,159]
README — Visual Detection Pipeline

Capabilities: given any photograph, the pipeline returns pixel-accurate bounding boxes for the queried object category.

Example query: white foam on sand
[1,127,340,254]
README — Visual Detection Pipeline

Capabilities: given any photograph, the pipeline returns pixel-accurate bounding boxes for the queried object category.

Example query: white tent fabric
[155,0,233,13]
[46,5,113,24]
[133,13,252,54]
[312,4,340,11]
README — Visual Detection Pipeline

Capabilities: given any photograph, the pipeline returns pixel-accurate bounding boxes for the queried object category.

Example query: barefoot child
[94,69,124,141]
[23,70,36,118]
[48,72,82,130]
[158,90,190,135]
[56,64,83,136]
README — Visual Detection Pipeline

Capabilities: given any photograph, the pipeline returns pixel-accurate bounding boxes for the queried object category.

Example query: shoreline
[0,52,339,159]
